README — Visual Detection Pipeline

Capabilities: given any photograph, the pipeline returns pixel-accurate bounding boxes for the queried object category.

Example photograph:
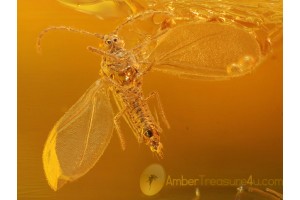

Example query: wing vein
[157,31,221,62]
[79,95,97,166]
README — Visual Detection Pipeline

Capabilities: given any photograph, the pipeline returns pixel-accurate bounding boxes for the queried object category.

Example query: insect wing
[148,23,262,80]
[42,79,114,191]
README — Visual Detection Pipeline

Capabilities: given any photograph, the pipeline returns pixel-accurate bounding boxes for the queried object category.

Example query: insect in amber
[38,8,280,191]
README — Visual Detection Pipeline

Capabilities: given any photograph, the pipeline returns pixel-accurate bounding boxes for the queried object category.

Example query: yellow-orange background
[18,0,282,199]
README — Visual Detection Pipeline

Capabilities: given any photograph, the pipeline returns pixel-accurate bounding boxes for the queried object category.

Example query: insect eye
[145,130,153,138]
[113,38,118,42]
[106,40,111,45]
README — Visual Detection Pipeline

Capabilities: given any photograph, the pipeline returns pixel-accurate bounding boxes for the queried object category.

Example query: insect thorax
[100,51,141,88]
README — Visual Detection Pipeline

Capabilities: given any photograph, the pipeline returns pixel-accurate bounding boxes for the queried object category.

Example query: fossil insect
[38,9,269,190]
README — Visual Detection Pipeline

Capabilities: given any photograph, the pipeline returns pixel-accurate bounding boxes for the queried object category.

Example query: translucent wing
[42,79,114,191]
[117,0,281,80]
[148,22,262,80]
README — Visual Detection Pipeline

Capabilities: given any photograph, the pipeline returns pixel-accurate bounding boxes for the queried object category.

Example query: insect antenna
[36,26,104,53]
[113,10,173,34]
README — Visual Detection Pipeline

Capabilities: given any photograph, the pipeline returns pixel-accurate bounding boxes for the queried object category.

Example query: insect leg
[87,46,118,60]
[133,29,171,75]
[134,61,155,77]
[144,91,170,129]
[114,107,128,151]
[102,77,129,96]
[131,26,170,54]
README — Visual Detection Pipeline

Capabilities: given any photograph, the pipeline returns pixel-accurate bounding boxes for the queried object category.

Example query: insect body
[95,33,165,157]
[39,8,277,190]
[39,11,171,191]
